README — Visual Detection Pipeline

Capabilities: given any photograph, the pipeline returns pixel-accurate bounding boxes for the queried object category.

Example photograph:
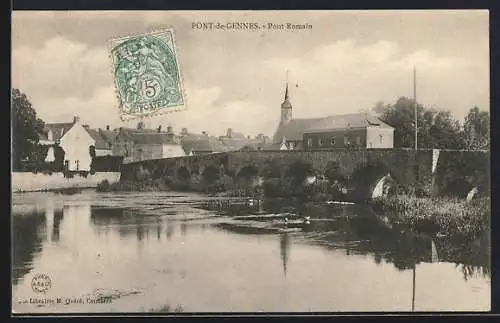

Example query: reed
[371,195,490,238]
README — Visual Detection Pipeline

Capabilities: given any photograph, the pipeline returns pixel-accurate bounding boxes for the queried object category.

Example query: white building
[41,116,96,171]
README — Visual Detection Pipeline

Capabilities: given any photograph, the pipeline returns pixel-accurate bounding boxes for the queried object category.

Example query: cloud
[263,39,482,122]
[144,86,278,137]
[34,85,119,127]
[12,16,488,138]
[12,36,113,100]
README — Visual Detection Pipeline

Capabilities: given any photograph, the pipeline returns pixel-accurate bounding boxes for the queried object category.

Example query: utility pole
[413,66,418,150]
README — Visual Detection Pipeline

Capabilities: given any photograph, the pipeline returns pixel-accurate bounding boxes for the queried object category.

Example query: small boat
[326,201,355,205]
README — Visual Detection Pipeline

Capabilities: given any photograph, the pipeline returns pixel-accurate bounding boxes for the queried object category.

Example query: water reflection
[12,211,46,284]
[12,192,490,312]
[280,233,290,278]
[201,198,490,282]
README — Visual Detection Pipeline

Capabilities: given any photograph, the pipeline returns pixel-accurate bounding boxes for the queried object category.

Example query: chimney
[157,125,162,133]
[106,125,110,131]
[202,131,207,136]
[181,128,188,135]
[73,116,80,124]
[226,128,233,138]
[167,125,173,133]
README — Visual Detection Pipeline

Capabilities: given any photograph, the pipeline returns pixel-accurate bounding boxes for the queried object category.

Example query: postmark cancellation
[108,29,186,121]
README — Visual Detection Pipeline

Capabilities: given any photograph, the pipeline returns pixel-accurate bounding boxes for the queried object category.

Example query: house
[273,82,394,150]
[84,126,113,156]
[113,125,186,163]
[303,113,394,149]
[97,126,119,154]
[177,127,272,155]
[41,116,95,171]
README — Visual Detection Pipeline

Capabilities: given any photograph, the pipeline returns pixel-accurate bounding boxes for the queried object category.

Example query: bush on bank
[370,195,490,239]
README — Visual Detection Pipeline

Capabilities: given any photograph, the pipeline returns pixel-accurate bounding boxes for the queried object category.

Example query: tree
[12,89,45,170]
[461,107,489,150]
[374,97,462,149]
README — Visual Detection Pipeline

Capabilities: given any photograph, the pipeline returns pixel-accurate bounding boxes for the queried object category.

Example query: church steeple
[281,70,292,124]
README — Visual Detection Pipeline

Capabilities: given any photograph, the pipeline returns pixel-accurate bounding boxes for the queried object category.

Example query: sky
[12,10,489,138]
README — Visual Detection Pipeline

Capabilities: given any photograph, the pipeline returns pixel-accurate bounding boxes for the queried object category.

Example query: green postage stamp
[109,29,186,120]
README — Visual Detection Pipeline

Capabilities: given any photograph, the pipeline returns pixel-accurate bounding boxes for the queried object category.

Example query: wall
[366,126,394,149]
[12,172,121,193]
[59,123,95,171]
[95,149,112,157]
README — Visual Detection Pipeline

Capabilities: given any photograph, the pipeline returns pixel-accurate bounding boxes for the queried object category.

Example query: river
[11,190,490,313]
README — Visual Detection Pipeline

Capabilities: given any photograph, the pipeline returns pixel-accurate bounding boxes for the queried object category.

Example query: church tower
[280,79,293,125]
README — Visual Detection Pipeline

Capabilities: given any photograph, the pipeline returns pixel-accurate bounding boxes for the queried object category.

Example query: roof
[117,128,177,145]
[181,136,257,154]
[273,118,324,143]
[217,138,250,152]
[181,133,210,141]
[86,129,111,150]
[304,113,393,133]
[252,142,281,151]
[98,129,119,142]
[181,138,215,153]
[227,132,246,140]
[43,122,74,141]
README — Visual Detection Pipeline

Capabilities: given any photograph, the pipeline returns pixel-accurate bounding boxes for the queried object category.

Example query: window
[75,160,79,171]
[379,134,384,144]
[356,136,361,146]
[331,137,336,146]
[344,136,350,146]
[289,142,294,150]
[318,137,323,147]
[64,160,69,170]
[307,138,312,147]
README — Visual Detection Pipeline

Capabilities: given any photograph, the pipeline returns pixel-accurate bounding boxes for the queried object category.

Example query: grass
[371,195,490,239]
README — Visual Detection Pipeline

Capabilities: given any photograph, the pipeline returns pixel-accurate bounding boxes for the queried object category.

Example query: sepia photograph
[11,10,490,313]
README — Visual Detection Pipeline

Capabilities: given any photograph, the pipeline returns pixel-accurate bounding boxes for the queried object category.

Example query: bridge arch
[258,162,283,179]
[350,161,396,200]
[201,165,221,185]
[440,179,474,199]
[235,165,260,187]
[175,166,191,182]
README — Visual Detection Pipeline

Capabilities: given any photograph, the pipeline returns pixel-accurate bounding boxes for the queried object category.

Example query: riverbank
[370,195,490,240]
[12,172,121,193]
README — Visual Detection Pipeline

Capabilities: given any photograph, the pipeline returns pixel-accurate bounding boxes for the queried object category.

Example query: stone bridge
[120,149,490,200]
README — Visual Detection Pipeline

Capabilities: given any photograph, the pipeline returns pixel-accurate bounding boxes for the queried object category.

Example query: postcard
[11,10,490,314]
